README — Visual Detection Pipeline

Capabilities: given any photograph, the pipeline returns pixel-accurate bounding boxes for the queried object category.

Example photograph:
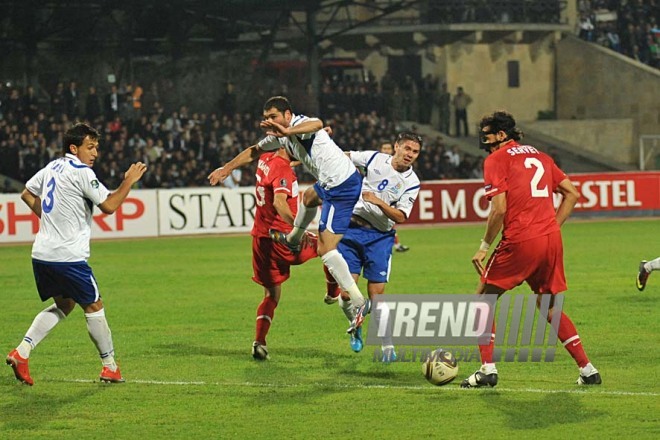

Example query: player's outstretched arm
[208,145,262,186]
[260,118,323,138]
[100,162,147,214]
[555,178,580,226]
[21,189,42,218]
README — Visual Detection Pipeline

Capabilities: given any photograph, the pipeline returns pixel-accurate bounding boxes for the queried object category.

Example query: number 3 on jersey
[524,158,549,198]
[42,177,56,213]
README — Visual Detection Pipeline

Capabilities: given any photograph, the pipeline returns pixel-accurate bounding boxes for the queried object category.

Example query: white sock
[85,309,117,370]
[480,362,498,375]
[287,203,318,244]
[338,295,356,323]
[645,257,660,272]
[19,304,66,358]
[322,250,365,307]
[580,362,597,376]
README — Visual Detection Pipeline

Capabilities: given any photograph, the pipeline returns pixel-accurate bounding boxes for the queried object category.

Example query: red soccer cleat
[99,366,125,383]
[6,349,34,386]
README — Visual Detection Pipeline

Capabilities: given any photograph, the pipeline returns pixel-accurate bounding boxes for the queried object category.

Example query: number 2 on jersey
[42,177,56,213]
[524,157,549,198]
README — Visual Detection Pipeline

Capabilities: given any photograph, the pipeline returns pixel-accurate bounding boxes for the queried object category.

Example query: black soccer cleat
[460,370,498,388]
[576,371,602,385]
[636,260,650,291]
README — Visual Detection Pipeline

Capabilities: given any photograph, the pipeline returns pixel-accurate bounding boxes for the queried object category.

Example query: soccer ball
[422,349,458,386]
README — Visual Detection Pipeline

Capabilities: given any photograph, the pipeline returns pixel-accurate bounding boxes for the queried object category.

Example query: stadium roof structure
[0,1,570,56]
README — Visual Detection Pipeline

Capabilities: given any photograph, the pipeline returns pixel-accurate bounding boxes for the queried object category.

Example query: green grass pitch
[1,219,658,439]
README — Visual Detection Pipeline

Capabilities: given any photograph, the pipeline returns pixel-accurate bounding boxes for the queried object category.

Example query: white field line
[56,378,660,397]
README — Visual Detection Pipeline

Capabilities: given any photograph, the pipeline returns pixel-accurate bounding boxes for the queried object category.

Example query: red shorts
[251,234,318,288]
[481,231,567,294]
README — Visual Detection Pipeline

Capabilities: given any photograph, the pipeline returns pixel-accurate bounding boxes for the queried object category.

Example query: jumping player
[208,96,369,332]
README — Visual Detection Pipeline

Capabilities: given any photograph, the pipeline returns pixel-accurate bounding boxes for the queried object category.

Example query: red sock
[478,322,496,364]
[394,233,400,245]
[324,265,340,299]
[255,296,278,345]
[552,311,589,368]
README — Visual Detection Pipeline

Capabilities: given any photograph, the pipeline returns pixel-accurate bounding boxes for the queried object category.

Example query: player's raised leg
[270,186,319,252]
[637,257,659,291]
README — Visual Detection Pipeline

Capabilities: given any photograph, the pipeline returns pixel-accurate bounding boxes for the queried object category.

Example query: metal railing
[639,135,660,171]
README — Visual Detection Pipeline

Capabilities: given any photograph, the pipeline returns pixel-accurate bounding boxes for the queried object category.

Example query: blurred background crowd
[0,76,485,192]
[577,0,659,67]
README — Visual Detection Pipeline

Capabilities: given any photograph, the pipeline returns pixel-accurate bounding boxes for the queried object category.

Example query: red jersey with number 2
[483,142,567,243]
[252,152,299,238]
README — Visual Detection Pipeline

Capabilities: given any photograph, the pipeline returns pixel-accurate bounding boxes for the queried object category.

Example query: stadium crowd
[577,0,659,68]
[0,78,484,193]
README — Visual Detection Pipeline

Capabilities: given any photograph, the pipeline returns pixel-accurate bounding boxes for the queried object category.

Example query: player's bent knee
[81,299,105,314]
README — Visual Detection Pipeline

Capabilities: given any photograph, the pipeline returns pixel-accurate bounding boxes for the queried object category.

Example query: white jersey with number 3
[26,153,110,262]
[257,113,356,189]
[349,151,421,232]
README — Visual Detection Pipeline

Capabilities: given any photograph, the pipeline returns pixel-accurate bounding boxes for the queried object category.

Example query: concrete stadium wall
[336,36,557,132]
[442,39,556,127]
[526,119,635,165]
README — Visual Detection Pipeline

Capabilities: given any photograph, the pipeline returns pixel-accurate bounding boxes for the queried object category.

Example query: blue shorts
[32,259,101,305]
[338,223,396,283]
[314,171,362,234]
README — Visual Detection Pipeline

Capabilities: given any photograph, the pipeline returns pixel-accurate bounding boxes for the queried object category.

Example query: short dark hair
[395,131,423,149]
[479,110,523,141]
[263,96,292,114]
[63,123,100,155]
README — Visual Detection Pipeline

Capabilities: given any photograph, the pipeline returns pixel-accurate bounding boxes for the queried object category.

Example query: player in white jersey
[6,123,146,386]
[208,96,369,326]
[333,132,422,359]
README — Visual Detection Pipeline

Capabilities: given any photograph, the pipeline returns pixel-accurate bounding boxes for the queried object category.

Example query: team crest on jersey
[388,182,404,195]
[90,179,99,188]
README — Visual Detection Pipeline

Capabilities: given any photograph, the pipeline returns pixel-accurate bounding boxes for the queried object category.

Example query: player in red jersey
[250,148,335,360]
[461,110,601,388]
